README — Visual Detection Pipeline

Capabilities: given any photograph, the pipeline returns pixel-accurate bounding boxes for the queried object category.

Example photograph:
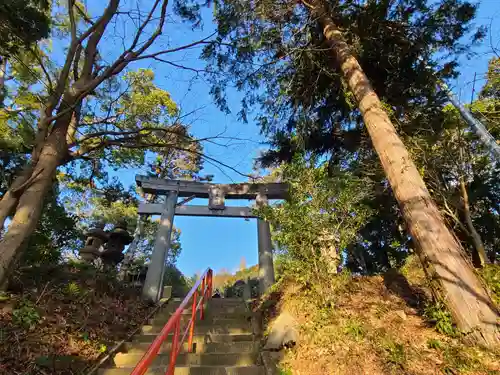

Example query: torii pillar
[142,191,178,302]
[256,192,275,292]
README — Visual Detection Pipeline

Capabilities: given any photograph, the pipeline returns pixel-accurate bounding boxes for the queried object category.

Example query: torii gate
[135,175,288,302]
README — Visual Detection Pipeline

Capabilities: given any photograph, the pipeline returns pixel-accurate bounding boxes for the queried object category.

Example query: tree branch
[150,57,209,74]
[80,0,120,82]
[74,2,95,25]
[30,48,53,93]
[129,33,217,63]
[68,0,77,42]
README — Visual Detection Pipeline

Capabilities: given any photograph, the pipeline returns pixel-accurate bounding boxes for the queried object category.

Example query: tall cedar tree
[204,0,499,346]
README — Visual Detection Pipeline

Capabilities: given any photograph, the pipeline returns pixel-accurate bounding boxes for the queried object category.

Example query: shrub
[480,264,500,305]
[12,301,41,329]
[424,302,458,337]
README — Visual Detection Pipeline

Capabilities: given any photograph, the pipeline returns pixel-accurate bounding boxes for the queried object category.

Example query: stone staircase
[99,298,264,375]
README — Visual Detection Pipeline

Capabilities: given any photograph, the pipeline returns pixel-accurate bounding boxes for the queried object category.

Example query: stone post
[142,190,178,302]
[256,192,275,294]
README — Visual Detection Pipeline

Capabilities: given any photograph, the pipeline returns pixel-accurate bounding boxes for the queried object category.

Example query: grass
[380,336,406,367]
[427,338,443,350]
[343,318,366,341]
[278,366,293,375]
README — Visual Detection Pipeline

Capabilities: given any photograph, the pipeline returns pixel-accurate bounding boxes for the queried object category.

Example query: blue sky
[81,0,499,277]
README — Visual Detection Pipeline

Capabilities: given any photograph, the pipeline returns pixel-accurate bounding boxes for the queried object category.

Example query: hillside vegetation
[257,256,500,375]
[0,264,153,375]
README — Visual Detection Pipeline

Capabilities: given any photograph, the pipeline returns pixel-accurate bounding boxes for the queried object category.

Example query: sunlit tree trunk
[0,170,32,231]
[0,110,72,283]
[307,0,499,347]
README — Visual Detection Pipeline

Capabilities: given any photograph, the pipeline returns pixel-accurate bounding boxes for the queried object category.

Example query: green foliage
[204,0,500,278]
[261,157,372,283]
[424,302,458,337]
[12,300,41,329]
[442,345,482,374]
[64,282,81,298]
[68,68,202,174]
[278,367,293,375]
[0,0,50,57]
[382,338,406,366]
[206,0,483,154]
[162,264,193,297]
[344,319,365,341]
[479,264,500,305]
[22,186,80,266]
[427,338,443,350]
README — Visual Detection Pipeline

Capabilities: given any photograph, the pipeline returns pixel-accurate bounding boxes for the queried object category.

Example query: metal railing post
[208,270,213,298]
[200,277,206,320]
[167,321,180,375]
[188,290,198,352]
[131,267,213,375]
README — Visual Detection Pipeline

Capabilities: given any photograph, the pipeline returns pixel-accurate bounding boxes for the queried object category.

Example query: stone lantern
[100,220,133,266]
[80,222,109,262]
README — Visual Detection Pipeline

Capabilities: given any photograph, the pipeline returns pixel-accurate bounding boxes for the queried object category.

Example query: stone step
[145,319,252,331]
[112,352,258,368]
[133,333,254,343]
[207,299,247,305]
[152,312,252,324]
[120,340,258,355]
[159,305,249,317]
[163,299,246,310]
[99,365,264,375]
[141,324,252,335]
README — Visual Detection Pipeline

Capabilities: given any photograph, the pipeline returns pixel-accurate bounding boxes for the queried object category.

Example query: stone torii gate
[136,175,288,302]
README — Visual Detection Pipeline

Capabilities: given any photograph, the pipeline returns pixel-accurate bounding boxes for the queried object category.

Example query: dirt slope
[258,261,499,375]
[0,265,153,375]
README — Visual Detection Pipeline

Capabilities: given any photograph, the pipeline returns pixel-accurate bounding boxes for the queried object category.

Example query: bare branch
[128,0,162,52]
[80,0,120,82]
[30,48,54,92]
[150,57,209,74]
[130,33,217,63]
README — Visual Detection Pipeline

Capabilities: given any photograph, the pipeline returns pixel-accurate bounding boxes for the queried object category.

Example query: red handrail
[131,268,213,375]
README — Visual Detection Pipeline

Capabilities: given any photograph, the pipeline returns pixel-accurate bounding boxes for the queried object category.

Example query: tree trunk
[0,107,72,284]
[0,167,34,231]
[459,178,489,267]
[309,2,499,346]
[0,56,6,107]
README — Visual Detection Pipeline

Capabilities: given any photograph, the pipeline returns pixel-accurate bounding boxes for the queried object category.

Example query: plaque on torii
[135,175,288,302]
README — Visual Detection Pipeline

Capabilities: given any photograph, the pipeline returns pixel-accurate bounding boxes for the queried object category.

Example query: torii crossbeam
[136,175,288,302]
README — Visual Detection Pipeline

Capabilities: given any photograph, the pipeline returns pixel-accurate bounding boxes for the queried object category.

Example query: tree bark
[459,178,488,267]
[0,56,6,107]
[309,2,499,347]
[0,103,73,284]
[0,167,34,231]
